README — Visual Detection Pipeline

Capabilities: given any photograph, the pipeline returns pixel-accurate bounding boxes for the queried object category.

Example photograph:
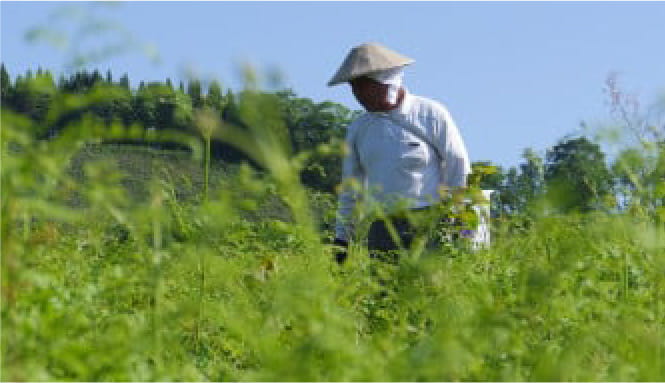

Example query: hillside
[68,143,230,203]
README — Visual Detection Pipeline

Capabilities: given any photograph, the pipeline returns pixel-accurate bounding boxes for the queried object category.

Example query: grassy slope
[65,144,332,226]
[67,144,230,203]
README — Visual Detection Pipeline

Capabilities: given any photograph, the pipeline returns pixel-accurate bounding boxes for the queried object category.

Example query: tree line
[0,63,361,193]
[2,64,663,218]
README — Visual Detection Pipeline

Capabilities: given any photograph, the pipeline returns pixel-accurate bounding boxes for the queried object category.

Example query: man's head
[350,75,404,112]
[327,43,413,111]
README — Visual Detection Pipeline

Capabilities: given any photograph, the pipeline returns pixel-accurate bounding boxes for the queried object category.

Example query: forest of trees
[2,63,663,219]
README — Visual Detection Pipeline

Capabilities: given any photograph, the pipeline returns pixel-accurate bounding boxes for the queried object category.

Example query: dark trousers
[367,215,421,263]
[367,207,459,262]
[367,217,415,252]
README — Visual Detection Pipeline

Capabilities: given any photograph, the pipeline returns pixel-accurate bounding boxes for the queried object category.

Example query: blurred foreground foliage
[2,65,665,381]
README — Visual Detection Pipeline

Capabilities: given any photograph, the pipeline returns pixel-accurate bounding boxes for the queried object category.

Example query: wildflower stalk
[193,107,219,349]
[148,179,164,368]
[22,212,30,242]
[204,135,211,202]
[195,107,218,203]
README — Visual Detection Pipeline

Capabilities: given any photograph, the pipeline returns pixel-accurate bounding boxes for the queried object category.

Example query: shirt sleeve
[335,122,364,241]
[439,108,472,188]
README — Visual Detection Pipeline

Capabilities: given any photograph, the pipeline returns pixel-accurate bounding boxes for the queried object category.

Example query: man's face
[349,76,393,112]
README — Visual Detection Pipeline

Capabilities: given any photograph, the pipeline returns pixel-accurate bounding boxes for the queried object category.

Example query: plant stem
[203,136,210,202]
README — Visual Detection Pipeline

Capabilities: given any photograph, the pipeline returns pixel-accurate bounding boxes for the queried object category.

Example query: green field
[2,126,664,381]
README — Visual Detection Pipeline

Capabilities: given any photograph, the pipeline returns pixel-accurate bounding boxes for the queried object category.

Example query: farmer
[328,42,472,263]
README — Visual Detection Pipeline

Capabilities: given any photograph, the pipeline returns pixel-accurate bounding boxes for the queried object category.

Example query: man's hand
[333,238,349,264]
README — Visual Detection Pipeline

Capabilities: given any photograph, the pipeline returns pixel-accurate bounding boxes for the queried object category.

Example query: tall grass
[2,72,664,381]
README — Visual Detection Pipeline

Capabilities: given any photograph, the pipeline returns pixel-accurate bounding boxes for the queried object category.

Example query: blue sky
[2,1,665,168]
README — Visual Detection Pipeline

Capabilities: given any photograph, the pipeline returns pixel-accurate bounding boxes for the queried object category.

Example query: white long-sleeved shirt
[335,91,471,241]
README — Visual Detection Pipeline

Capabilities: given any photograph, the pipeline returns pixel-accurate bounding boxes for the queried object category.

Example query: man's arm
[335,123,364,243]
[332,123,365,264]
[438,107,471,188]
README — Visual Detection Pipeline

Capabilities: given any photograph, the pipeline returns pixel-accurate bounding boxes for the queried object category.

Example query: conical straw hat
[327,43,414,87]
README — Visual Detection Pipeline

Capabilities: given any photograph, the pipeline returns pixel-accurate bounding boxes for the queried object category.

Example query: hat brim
[327,43,415,87]
[327,62,413,87]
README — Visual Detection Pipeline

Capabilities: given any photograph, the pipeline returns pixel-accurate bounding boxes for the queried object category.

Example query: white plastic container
[470,190,494,250]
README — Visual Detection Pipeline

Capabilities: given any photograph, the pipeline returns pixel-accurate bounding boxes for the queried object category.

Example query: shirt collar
[368,88,413,118]
[393,89,413,116]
